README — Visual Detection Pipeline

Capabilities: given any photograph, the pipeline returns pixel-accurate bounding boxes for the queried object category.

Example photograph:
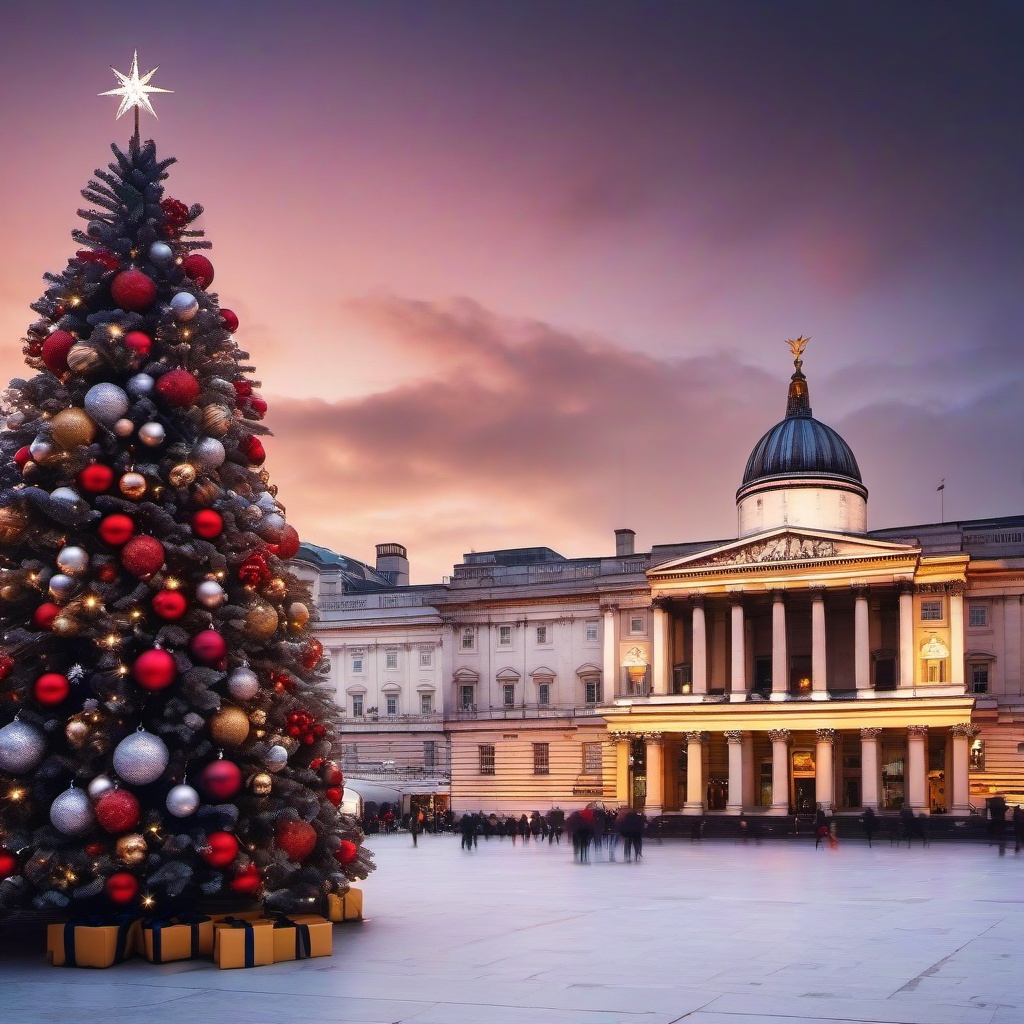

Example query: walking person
[411,809,424,848]
[862,806,877,847]
[1014,805,1024,854]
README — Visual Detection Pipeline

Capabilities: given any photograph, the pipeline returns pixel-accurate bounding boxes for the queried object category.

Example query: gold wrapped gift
[141,915,215,962]
[267,913,333,962]
[213,917,274,969]
[326,888,363,922]
[47,917,141,968]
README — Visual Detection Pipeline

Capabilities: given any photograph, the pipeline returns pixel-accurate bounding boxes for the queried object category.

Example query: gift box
[266,913,333,962]
[47,916,140,968]
[141,914,214,963]
[326,888,362,922]
[208,909,266,923]
[213,917,274,969]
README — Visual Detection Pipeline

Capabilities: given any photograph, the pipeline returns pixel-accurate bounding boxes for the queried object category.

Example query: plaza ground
[0,833,1022,1024]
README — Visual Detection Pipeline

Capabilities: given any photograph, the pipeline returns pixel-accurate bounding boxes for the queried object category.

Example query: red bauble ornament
[219,308,239,333]
[105,872,139,904]
[78,464,115,494]
[248,396,267,419]
[233,380,253,399]
[301,639,324,672]
[322,762,343,787]
[0,654,13,681]
[132,648,177,691]
[111,269,157,312]
[229,863,261,895]
[121,535,165,578]
[123,330,152,358]
[152,589,187,620]
[33,672,69,705]
[98,514,135,546]
[326,788,342,806]
[275,819,317,862]
[191,509,223,539]
[95,789,141,834]
[200,759,242,800]
[77,248,120,271]
[182,253,215,289]
[0,849,18,879]
[96,563,119,583]
[237,552,271,586]
[85,842,105,857]
[14,446,31,469]
[32,603,60,630]
[160,197,190,235]
[242,435,266,466]
[156,368,200,407]
[189,629,227,665]
[334,840,358,866]
[42,330,76,373]
[273,525,300,561]
[202,830,239,868]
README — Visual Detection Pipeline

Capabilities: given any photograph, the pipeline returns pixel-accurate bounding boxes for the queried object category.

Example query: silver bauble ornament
[84,383,130,426]
[112,730,169,786]
[113,418,135,438]
[227,667,260,701]
[6,411,25,428]
[48,574,77,600]
[57,545,89,576]
[196,580,226,609]
[241,504,262,526]
[87,774,115,801]
[50,487,81,504]
[0,720,46,773]
[192,437,225,469]
[258,513,286,541]
[50,787,95,836]
[127,373,155,397]
[166,783,200,818]
[170,291,199,321]
[138,422,166,447]
[148,241,174,263]
[29,438,59,465]
[265,744,289,772]
[256,492,278,512]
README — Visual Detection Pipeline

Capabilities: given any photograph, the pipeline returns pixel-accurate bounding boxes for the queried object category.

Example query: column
[652,602,670,695]
[726,730,745,812]
[644,733,665,816]
[691,598,708,695]
[814,728,835,809]
[684,731,706,813]
[860,727,881,810]
[906,725,928,813]
[949,723,976,815]
[768,728,791,814]
[611,731,631,806]
[898,581,915,690]
[948,583,965,687]
[711,607,728,691]
[602,606,619,703]
[854,585,871,691]
[742,732,756,807]
[730,595,746,698]
[771,590,788,700]
[811,587,828,698]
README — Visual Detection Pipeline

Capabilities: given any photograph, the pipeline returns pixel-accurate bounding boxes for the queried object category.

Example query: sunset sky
[1,2,1022,582]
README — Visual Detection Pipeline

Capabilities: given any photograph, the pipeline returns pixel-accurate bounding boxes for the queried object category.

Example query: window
[460,628,476,651]
[969,604,988,628]
[629,615,645,634]
[351,656,363,674]
[385,651,398,670]
[502,683,516,707]
[536,625,548,645]
[352,694,364,717]
[672,664,692,695]
[479,744,495,775]
[584,678,601,704]
[583,741,602,774]
[585,620,599,643]
[424,740,436,768]
[970,663,989,694]
[385,694,398,716]
[460,684,475,710]
[420,693,433,714]
[532,742,550,775]
[419,650,432,667]
[969,739,985,772]
[921,600,942,621]
[538,682,550,706]
[498,625,513,646]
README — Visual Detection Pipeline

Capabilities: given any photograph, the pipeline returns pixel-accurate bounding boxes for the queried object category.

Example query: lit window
[536,625,548,645]
[969,739,985,771]
[460,684,474,710]
[385,651,398,670]
[969,604,988,628]
[352,695,364,717]
[970,663,989,694]
[385,695,398,716]
[420,693,433,714]
[424,740,436,768]
[629,615,645,634]
[532,742,549,775]
[461,628,475,651]
[921,600,942,621]
[582,741,602,774]
[498,625,512,646]
[538,682,550,706]
[419,650,432,667]
[479,744,495,775]
[503,683,515,707]
[584,678,601,704]
[585,621,599,643]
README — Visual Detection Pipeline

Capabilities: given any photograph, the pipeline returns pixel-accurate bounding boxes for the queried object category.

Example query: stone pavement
[1,833,1022,1024]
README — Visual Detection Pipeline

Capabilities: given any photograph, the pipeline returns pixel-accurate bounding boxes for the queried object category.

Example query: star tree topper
[99,50,172,132]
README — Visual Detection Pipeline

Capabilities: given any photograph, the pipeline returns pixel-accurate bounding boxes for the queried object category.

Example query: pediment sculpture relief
[703,536,838,566]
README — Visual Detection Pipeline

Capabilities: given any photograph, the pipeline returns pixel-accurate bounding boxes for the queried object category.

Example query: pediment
[650,528,919,576]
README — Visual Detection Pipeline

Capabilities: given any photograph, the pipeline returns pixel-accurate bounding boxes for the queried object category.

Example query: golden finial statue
[785,335,810,362]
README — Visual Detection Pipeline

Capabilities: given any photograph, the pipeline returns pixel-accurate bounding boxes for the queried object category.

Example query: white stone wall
[738,484,867,537]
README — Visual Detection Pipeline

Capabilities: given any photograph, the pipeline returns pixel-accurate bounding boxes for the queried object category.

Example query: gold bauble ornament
[0,506,29,545]
[119,472,147,499]
[168,463,196,488]
[261,578,286,600]
[250,772,273,796]
[52,613,79,636]
[288,602,310,626]
[209,705,250,747]
[66,344,104,375]
[50,408,97,448]
[244,602,279,640]
[201,404,233,437]
[0,584,19,601]
[258,469,271,485]
[192,479,221,507]
[116,833,147,865]
[249,709,267,726]
[65,717,90,749]
[268,484,278,498]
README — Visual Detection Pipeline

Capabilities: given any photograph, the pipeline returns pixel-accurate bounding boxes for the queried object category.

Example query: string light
[8,787,24,801]
[141,894,156,909]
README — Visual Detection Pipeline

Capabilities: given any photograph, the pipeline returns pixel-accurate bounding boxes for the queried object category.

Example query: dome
[741,416,862,489]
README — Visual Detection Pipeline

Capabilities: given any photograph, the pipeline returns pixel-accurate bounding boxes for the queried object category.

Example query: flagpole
[938,479,945,523]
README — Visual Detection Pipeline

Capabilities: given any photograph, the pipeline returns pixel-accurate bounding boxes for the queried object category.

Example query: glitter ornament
[181,253,214,288]
[258,512,286,541]
[166,783,200,817]
[126,372,155,397]
[0,720,46,773]
[95,788,141,833]
[87,774,115,800]
[192,436,225,469]
[244,602,278,640]
[84,383,130,425]
[121,535,165,578]
[289,602,310,626]
[273,525,301,560]
[334,840,359,866]
[112,730,169,786]
[209,705,249,747]
[138,422,166,446]
[156,368,200,407]
[196,579,226,609]
[111,268,157,311]
[116,833,147,865]
[41,329,76,373]
[57,546,90,576]
[227,667,260,701]
[250,772,273,796]
[119,472,147,499]
[50,786,96,835]
[275,819,317,862]
[170,291,199,320]
[50,408,96,448]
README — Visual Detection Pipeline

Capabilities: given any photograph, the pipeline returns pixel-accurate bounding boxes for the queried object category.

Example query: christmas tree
[0,61,371,917]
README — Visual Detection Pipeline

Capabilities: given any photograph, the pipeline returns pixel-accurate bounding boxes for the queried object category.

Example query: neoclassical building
[299,343,1024,817]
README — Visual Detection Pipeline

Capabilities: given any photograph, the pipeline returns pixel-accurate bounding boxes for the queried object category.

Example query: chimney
[614,529,635,557]
[375,543,410,586]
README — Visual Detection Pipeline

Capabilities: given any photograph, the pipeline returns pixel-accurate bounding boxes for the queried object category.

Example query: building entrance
[794,778,816,814]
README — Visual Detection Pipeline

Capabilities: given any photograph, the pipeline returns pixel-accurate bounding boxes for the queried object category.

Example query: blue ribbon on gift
[63,913,135,967]
[266,912,311,960]
[176,912,211,958]
[223,917,256,967]
[142,915,176,963]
